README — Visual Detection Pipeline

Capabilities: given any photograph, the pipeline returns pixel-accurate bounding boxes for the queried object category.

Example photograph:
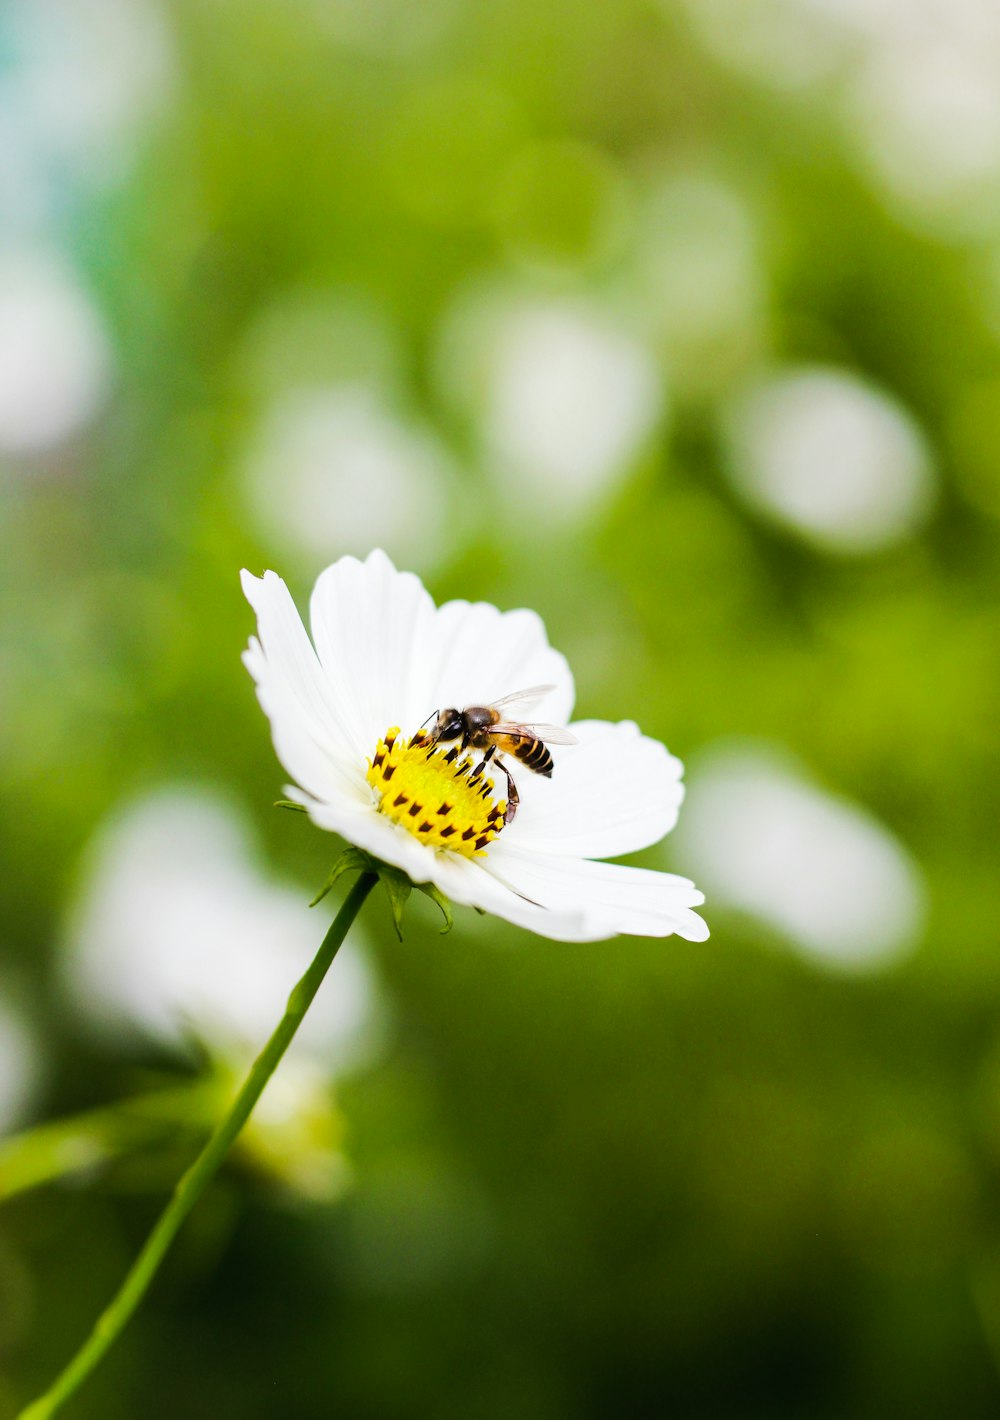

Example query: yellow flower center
[366,727,507,858]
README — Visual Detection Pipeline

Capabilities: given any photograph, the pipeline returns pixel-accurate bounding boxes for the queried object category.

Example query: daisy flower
[242,550,708,943]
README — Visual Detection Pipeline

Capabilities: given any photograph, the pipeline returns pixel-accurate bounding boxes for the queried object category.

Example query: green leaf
[274,799,308,813]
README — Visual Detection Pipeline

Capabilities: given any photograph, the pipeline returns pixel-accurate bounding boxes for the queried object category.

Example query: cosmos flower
[242,550,707,943]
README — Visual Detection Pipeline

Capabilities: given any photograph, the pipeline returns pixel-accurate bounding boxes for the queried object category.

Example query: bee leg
[469,743,496,783]
[496,757,519,825]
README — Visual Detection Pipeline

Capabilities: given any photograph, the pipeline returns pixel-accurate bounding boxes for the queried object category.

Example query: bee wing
[493,721,579,746]
[489,684,557,716]
[523,723,579,745]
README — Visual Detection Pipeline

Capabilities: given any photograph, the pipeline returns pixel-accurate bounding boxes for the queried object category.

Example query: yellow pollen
[366,727,507,858]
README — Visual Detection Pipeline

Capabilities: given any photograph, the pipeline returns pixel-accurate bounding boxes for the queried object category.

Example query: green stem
[16,870,377,1420]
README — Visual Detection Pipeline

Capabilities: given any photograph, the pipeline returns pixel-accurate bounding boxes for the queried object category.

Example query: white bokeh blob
[63,788,381,1072]
[723,366,935,553]
[437,289,664,523]
[846,43,1000,229]
[673,744,925,971]
[0,249,112,456]
[5,0,175,184]
[241,385,454,574]
[637,175,765,350]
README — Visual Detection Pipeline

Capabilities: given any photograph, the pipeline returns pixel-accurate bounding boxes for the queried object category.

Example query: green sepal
[309,847,376,907]
[274,799,308,813]
[379,866,412,941]
[310,846,456,937]
[414,880,454,934]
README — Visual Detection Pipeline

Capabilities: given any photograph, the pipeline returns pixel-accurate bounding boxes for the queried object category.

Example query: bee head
[432,708,465,742]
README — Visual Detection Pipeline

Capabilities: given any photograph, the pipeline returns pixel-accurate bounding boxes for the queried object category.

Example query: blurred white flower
[0,249,112,456]
[243,549,707,943]
[63,787,381,1073]
[241,385,455,574]
[437,290,664,522]
[678,0,851,91]
[679,0,1000,235]
[633,175,767,387]
[0,996,42,1134]
[812,0,1000,48]
[673,744,925,971]
[484,304,663,516]
[845,42,1000,232]
[4,0,175,187]
[722,366,935,553]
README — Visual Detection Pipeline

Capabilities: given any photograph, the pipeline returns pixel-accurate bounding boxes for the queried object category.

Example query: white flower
[63,787,380,1068]
[242,550,708,943]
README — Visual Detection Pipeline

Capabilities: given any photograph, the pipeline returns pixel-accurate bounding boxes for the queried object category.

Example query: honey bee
[422,685,577,825]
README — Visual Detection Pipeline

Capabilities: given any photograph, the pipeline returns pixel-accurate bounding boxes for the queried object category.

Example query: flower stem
[16,870,378,1420]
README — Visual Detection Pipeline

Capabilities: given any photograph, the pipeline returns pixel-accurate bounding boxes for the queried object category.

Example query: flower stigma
[366,728,507,857]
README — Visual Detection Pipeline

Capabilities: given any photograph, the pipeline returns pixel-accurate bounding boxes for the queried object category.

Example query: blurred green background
[3,0,1000,1416]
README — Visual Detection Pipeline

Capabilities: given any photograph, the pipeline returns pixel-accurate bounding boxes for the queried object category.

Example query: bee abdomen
[515,738,553,777]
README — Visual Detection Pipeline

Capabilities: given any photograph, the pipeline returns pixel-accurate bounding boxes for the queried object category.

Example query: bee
[422,685,577,826]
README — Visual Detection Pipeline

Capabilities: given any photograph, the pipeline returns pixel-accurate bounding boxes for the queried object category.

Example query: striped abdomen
[508,735,553,777]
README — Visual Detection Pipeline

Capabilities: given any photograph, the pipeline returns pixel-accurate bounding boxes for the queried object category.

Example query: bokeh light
[845,41,1000,234]
[632,175,768,391]
[678,0,851,91]
[63,788,381,1071]
[0,249,112,457]
[721,366,936,553]
[437,287,664,524]
[2,0,175,187]
[674,744,926,970]
[241,386,457,574]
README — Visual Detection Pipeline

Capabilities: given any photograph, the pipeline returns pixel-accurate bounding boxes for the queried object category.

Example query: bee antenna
[418,708,438,731]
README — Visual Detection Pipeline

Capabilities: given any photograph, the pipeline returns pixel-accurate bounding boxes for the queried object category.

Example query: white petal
[286,784,589,938]
[307,549,574,744]
[241,571,366,805]
[429,851,590,939]
[283,783,437,880]
[426,598,574,724]
[507,719,685,859]
[309,548,439,746]
[486,844,709,942]
[244,645,363,808]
